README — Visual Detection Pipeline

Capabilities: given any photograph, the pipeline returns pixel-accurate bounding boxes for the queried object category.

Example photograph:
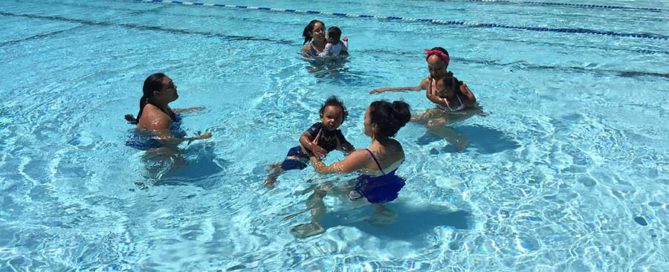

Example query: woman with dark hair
[125,73,210,150]
[301,19,348,58]
[290,100,411,238]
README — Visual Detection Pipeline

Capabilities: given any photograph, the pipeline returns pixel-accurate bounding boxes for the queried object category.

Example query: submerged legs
[290,185,328,238]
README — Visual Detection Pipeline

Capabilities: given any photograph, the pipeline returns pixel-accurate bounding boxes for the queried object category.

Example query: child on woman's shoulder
[319,26,348,57]
[264,96,354,188]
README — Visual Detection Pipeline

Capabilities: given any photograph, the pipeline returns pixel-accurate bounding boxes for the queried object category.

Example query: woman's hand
[187,131,212,145]
[369,88,387,94]
[174,107,206,114]
[198,131,212,139]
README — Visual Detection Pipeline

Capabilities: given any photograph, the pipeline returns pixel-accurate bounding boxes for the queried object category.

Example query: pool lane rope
[135,0,668,41]
[463,0,667,13]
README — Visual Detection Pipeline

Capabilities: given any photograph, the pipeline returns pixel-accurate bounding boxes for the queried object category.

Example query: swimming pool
[1,0,668,270]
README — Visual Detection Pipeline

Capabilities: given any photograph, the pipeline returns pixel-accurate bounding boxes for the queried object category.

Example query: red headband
[424,49,449,66]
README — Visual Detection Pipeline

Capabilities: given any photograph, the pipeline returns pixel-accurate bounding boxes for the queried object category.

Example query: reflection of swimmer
[124,73,211,150]
[289,100,411,238]
[264,96,354,189]
[370,47,486,151]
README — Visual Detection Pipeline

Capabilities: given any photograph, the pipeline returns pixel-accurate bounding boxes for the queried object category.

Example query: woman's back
[359,139,404,176]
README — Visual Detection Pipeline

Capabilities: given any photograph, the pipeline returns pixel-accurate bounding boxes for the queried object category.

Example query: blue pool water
[1,0,668,270]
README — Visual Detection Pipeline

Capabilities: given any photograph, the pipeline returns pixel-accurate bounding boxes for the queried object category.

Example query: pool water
[1,0,668,270]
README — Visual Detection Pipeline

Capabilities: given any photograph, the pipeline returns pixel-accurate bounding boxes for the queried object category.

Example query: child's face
[326,34,337,44]
[427,55,447,78]
[320,105,344,131]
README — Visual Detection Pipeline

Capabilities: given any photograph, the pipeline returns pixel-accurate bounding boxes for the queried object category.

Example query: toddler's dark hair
[319,95,348,121]
[327,26,342,41]
[369,100,411,138]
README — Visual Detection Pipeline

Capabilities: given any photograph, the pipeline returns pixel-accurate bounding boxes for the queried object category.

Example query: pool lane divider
[463,0,667,13]
[135,0,668,41]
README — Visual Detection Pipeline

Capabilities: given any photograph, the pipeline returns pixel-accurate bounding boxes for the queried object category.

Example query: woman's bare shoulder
[301,43,312,53]
[138,105,171,130]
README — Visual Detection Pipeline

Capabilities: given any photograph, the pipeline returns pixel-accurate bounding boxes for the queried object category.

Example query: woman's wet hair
[327,26,341,41]
[369,100,411,138]
[319,95,348,121]
[302,19,325,44]
[125,72,167,124]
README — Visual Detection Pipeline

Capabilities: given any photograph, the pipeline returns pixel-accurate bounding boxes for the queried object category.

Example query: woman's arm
[154,131,212,145]
[310,149,369,174]
[172,107,205,114]
[370,78,428,94]
[143,111,212,145]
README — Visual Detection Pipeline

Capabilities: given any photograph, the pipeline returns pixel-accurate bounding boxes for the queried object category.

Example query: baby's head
[326,26,342,44]
[319,96,348,131]
[425,47,450,78]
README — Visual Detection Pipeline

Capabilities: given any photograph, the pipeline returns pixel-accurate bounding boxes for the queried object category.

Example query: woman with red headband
[370,47,477,114]
[370,47,480,151]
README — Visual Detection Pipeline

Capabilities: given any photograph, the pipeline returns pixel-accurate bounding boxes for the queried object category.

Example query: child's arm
[426,84,448,107]
[459,83,477,106]
[336,133,355,155]
[318,43,333,57]
[339,141,355,155]
[369,78,429,94]
[299,128,327,158]
[342,36,348,48]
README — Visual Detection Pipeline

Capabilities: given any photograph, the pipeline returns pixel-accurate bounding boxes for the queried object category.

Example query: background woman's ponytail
[125,73,167,124]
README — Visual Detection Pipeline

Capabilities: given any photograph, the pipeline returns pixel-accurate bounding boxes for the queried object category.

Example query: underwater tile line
[0,25,86,48]
[0,11,297,47]
[135,0,668,41]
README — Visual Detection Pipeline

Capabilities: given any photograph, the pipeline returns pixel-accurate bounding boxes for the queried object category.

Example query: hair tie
[424,49,450,66]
